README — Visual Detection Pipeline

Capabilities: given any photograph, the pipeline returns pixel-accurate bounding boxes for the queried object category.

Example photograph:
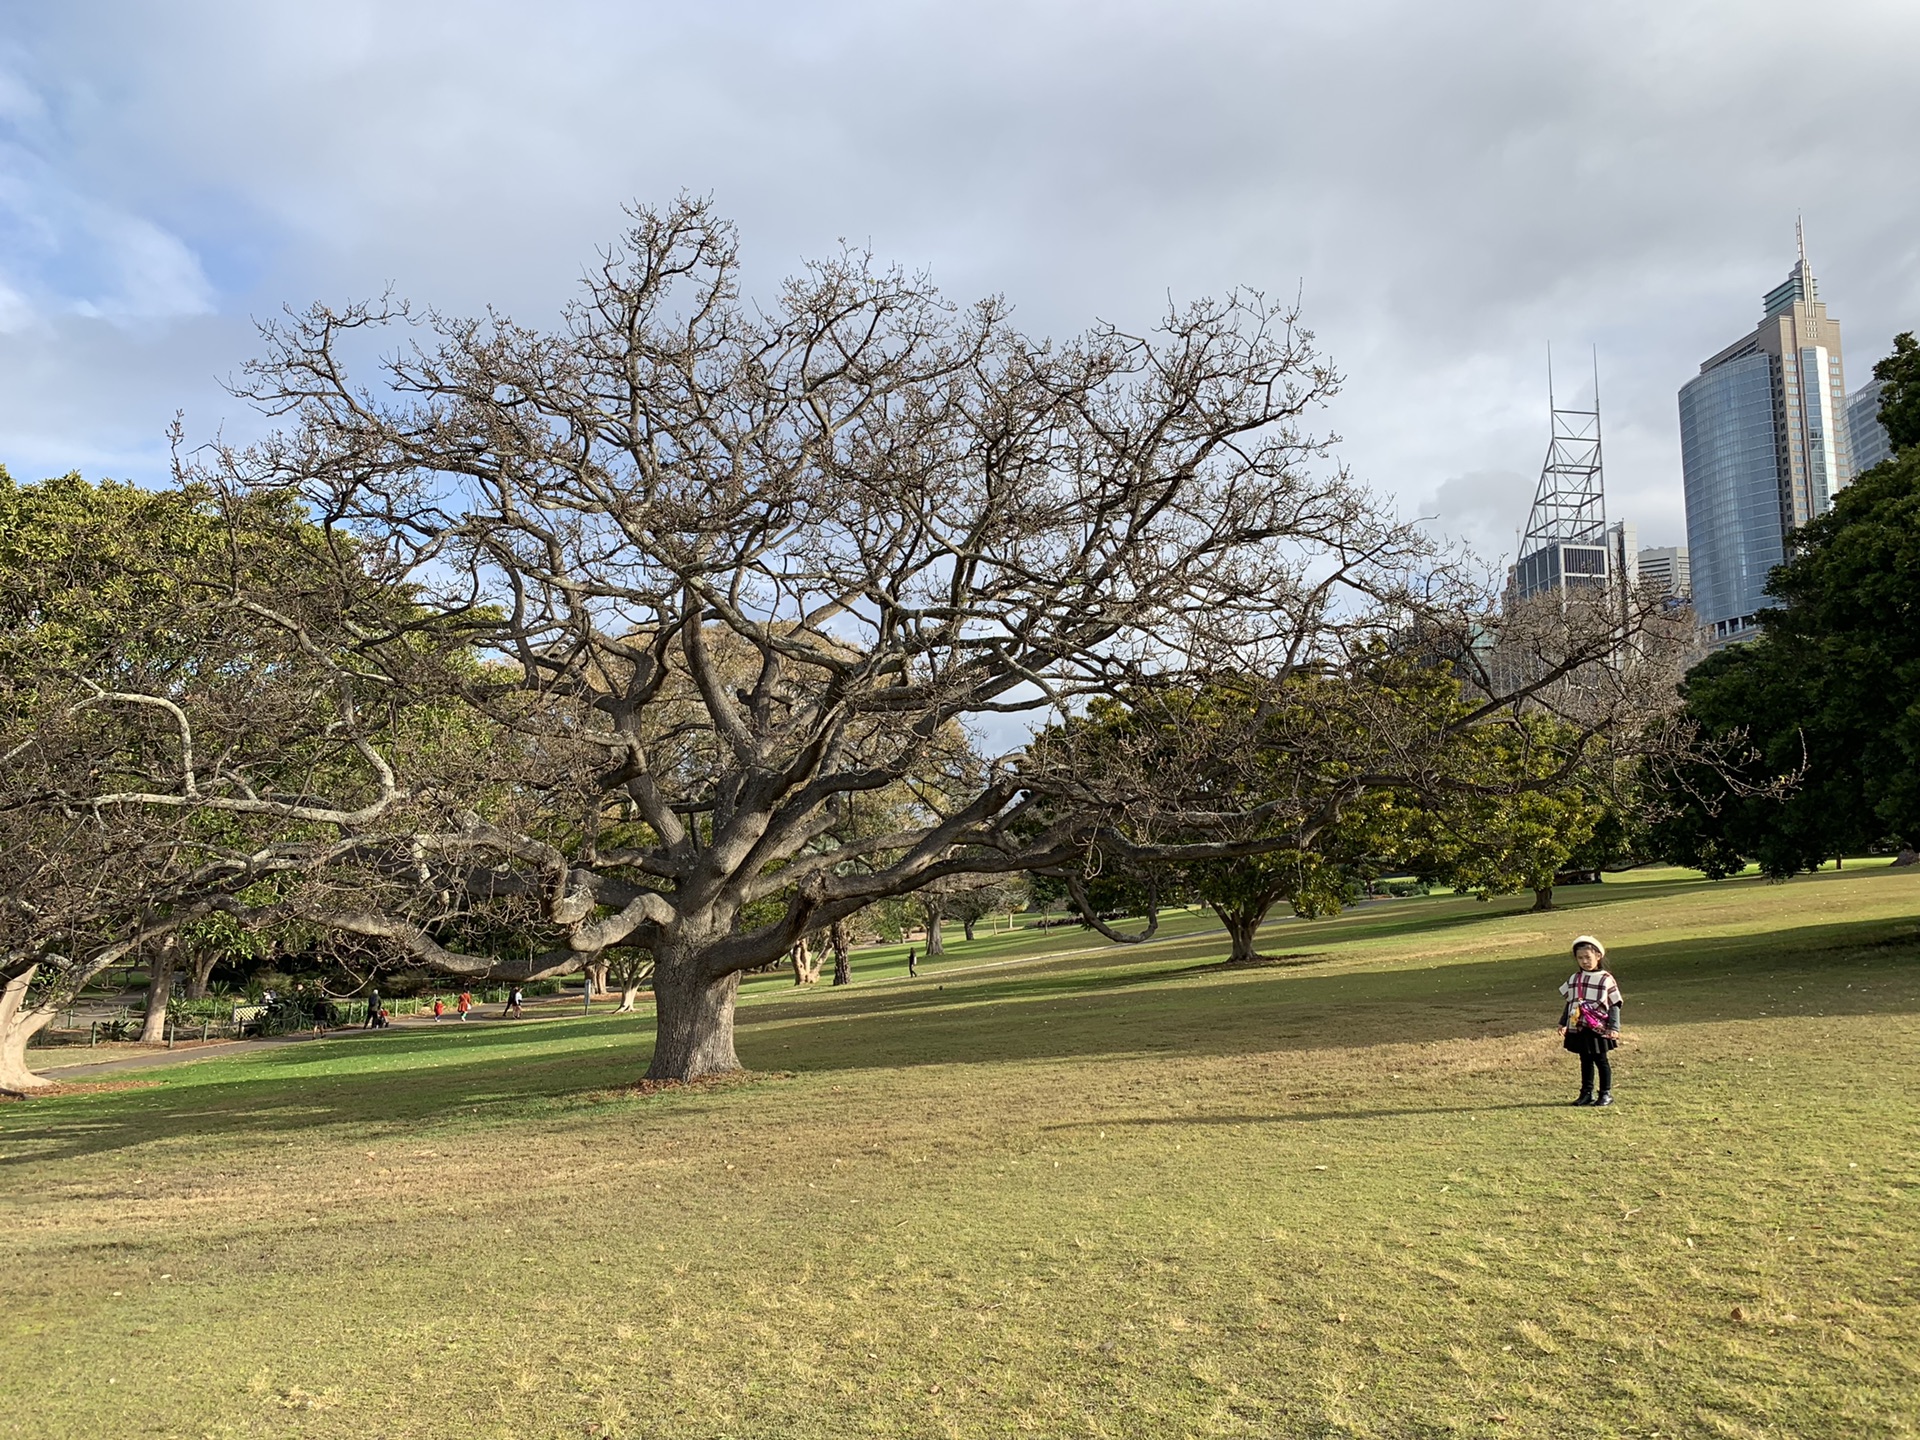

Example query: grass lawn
[3,868,1918,1440]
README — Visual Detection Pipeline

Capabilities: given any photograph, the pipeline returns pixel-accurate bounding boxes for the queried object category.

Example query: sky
[1,0,1915,564]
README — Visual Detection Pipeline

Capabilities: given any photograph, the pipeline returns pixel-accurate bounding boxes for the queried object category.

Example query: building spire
[1763,218,1818,317]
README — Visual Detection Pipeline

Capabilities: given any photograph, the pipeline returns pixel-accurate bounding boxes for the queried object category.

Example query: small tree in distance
[947,877,1028,943]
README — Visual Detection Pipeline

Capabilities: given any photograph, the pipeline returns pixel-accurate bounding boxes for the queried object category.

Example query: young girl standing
[1558,934,1622,1106]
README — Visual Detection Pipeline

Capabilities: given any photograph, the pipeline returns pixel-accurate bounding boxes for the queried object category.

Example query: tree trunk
[646,961,741,1082]
[1211,904,1268,963]
[924,906,945,956]
[1531,885,1555,912]
[589,959,611,996]
[790,936,814,985]
[0,966,59,1096]
[139,940,177,1045]
[617,985,641,1013]
[182,944,220,1001]
[962,917,977,942]
[828,920,852,987]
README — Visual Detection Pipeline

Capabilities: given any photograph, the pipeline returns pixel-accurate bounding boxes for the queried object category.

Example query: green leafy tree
[1039,667,1467,962]
[1653,445,1920,876]
[1872,331,1920,454]
[1391,718,1611,911]
[0,468,474,1092]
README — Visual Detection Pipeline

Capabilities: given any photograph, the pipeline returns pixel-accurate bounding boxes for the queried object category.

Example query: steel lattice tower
[1513,352,1610,602]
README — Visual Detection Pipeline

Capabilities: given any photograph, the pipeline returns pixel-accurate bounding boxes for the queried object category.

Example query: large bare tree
[187,196,1503,1081]
[9,200,1688,1090]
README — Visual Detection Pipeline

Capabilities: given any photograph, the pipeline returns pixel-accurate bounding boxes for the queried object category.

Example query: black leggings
[1580,1051,1613,1095]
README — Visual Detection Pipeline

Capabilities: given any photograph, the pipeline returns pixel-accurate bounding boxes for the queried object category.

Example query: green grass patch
[4,870,1918,1438]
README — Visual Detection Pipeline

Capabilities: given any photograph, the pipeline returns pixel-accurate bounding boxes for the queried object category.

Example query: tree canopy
[1872,331,1920,453]
[1654,443,1920,876]
[0,467,476,1089]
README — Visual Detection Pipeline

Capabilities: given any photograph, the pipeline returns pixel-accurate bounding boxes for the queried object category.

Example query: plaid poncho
[1559,968,1622,1029]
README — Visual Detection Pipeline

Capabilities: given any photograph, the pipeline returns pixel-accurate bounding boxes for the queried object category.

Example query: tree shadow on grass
[1042,1101,1571,1131]
[0,1019,664,1165]
[752,911,1920,1075]
[4,898,1916,1166]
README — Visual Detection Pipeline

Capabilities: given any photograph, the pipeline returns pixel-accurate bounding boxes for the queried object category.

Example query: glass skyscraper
[1848,377,1893,473]
[1678,234,1852,643]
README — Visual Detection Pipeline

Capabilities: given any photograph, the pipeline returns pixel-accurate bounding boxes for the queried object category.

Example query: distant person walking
[907,946,918,978]
[502,986,524,1019]
[364,988,382,1030]
[1558,935,1622,1106]
[432,998,445,1022]
[457,991,473,1021]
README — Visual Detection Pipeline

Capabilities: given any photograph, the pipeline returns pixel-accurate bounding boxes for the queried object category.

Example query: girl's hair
[1570,934,1606,960]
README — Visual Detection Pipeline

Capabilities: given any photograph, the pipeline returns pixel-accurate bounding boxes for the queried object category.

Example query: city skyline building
[1636,545,1690,603]
[1678,224,1853,645]
[1514,357,1611,604]
[1848,376,1893,473]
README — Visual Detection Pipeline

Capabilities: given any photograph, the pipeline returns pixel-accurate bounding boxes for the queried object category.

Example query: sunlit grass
[4,867,1918,1438]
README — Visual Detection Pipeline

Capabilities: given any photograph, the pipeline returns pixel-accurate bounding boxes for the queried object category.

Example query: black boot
[1572,1092,1594,1106]
[1593,1092,1614,1107]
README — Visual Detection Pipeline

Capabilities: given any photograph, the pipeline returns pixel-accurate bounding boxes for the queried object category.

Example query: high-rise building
[1848,377,1893,473]
[1636,545,1690,602]
[1608,520,1638,596]
[1514,369,1610,604]
[1678,226,1853,644]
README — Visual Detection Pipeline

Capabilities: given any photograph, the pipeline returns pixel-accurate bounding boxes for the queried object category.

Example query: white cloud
[0,275,31,333]
[0,0,1914,549]
[1421,469,1534,567]
[66,208,215,322]
[0,60,216,333]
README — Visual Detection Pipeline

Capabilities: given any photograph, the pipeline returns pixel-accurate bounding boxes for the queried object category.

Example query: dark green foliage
[1028,863,1179,928]
[1655,446,1920,875]
[1873,331,1920,453]
[1032,666,1480,958]
[1570,804,1654,873]
[1370,715,1613,910]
